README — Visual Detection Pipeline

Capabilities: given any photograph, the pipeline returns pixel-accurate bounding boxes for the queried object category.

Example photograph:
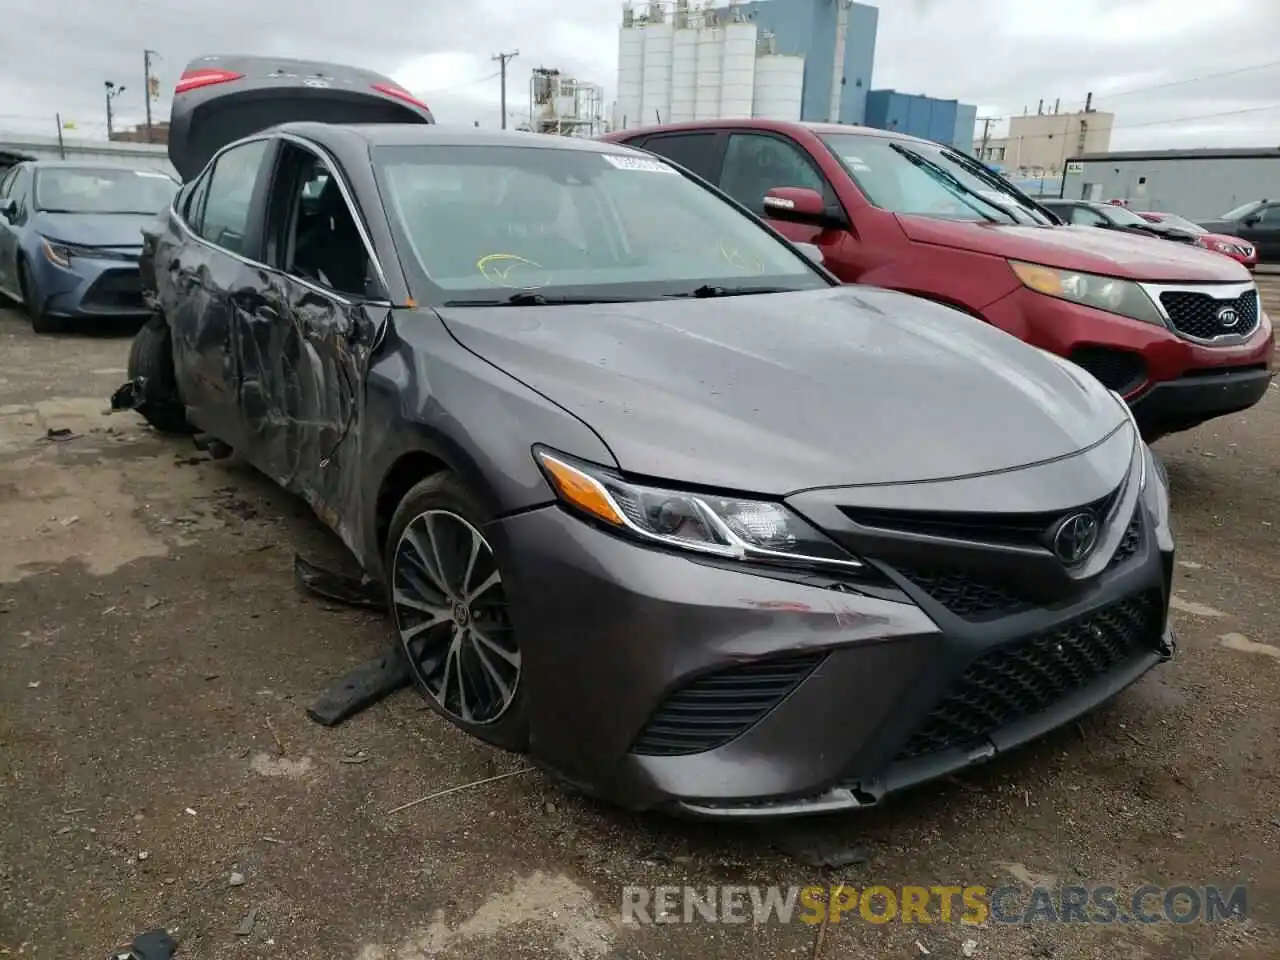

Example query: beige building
[978,108,1114,178]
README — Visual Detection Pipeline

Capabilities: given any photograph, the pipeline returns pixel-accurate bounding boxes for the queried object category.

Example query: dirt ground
[1,278,1279,960]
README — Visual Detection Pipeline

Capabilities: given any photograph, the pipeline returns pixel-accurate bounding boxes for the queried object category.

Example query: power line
[982,101,1280,147]
[974,58,1280,121]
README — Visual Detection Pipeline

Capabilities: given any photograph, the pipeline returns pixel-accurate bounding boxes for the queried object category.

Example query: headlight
[41,237,116,267]
[1009,260,1165,326]
[534,448,863,571]
[1109,389,1147,490]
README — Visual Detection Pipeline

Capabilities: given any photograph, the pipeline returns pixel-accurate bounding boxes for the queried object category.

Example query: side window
[1070,206,1108,227]
[266,142,371,299]
[10,169,31,216]
[199,139,268,254]
[720,133,825,217]
[640,133,720,181]
[1256,204,1280,225]
[183,171,212,233]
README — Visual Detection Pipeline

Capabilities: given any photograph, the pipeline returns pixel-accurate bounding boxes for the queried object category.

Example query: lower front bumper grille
[894,589,1163,762]
[83,268,144,310]
[630,653,827,757]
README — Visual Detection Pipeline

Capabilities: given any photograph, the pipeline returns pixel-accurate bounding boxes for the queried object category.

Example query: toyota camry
[114,55,1175,819]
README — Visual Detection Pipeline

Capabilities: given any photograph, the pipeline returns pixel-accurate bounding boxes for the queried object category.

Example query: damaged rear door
[239,135,387,552]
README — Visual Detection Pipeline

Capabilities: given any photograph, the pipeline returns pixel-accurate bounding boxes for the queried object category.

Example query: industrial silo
[752,54,805,121]
[616,5,645,129]
[640,10,674,125]
[719,18,758,119]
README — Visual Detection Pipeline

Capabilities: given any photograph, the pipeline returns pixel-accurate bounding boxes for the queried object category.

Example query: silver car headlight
[1009,260,1165,327]
[1110,389,1147,491]
[534,448,863,571]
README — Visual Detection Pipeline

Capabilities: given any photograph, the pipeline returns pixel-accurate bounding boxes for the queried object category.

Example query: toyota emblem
[1052,511,1099,566]
[1216,306,1240,328]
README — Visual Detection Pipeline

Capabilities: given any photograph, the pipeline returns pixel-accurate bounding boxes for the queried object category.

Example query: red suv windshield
[818,133,1053,227]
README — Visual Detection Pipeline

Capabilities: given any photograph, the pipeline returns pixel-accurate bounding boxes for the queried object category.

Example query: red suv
[604,120,1275,442]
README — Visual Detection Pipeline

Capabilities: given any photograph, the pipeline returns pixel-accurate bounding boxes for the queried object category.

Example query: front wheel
[20,258,64,334]
[127,314,195,435]
[385,472,529,753]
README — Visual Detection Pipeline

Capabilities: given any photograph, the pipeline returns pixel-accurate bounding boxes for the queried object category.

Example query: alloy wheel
[391,509,520,724]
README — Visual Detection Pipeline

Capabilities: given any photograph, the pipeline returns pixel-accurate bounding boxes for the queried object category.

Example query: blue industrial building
[704,0,977,149]
[715,0,879,125]
[864,89,978,151]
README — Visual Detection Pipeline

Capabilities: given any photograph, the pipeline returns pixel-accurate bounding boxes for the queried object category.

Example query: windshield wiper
[669,284,798,299]
[442,292,638,307]
[887,143,1012,224]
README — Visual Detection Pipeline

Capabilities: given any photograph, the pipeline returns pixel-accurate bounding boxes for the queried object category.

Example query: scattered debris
[262,836,284,844]
[111,928,177,960]
[265,717,285,756]
[138,851,149,861]
[235,909,258,937]
[60,515,79,526]
[340,752,371,764]
[294,553,383,608]
[27,681,39,689]
[42,427,75,442]
[774,836,869,870]
[914,941,930,955]
[1125,731,1147,746]
[250,753,314,779]
[962,939,978,957]
[387,768,535,815]
[184,808,197,817]
[307,648,411,727]
[142,596,162,610]
[230,871,246,887]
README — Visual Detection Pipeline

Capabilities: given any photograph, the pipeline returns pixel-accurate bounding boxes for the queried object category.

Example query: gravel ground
[1,277,1279,960]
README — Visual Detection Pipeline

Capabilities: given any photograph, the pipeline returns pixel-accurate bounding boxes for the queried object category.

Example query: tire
[127,314,195,435]
[385,472,530,753]
[19,258,64,334]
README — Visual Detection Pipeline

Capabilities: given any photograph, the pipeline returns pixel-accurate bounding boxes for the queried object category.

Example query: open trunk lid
[168,54,435,181]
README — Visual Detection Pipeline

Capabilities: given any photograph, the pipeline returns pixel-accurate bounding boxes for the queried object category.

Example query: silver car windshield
[373,144,828,302]
[34,166,178,214]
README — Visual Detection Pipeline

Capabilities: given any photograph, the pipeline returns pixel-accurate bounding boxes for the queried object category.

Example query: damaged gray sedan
[117,56,1176,819]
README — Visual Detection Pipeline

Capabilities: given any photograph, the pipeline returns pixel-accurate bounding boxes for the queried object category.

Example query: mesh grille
[894,590,1161,761]
[630,653,826,757]
[1159,288,1259,341]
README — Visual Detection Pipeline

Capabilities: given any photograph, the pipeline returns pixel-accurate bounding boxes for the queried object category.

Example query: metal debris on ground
[294,553,383,608]
[387,767,535,815]
[235,908,258,937]
[110,928,176,959]
[42,427,75,442]
[773,836,870,869]
[306,648,411,727]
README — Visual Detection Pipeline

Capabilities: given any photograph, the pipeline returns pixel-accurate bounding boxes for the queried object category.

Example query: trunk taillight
[175,69,244,94]
[372,82,431,113]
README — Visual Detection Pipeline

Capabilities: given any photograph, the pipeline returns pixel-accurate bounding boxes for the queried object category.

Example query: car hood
[436,286,1128,494]
[897,215,1250,282]
[30,212,152,248]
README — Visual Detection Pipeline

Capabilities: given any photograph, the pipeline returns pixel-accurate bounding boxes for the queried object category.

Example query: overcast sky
[1,0,1277,151]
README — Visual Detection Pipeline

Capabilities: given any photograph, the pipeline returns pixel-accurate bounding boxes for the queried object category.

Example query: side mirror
[1242,215,1262,227]
[762,187,833,227]
[793,242,824,266]
[0,199,15,221]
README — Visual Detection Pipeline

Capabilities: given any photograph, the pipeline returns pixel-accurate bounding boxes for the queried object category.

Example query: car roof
[280,122,651,155]
[605,117,936,146]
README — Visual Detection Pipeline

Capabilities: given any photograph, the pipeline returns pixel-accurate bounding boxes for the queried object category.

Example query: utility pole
[977,116,996,159]
[55,114,66,159]
[144,49,160,142]
[104,81,125,139]
[492,50,518,129]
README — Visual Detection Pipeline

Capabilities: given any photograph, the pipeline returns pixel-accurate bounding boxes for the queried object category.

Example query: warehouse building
[864,89,977,153]
[1060,147,1280,221]
[978,103,1114,178]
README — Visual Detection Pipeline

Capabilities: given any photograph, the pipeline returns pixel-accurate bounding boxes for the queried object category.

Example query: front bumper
[488,452,1175,819]
[30,248,147,318]
[982,285,1274,428]
[1129,365,1274,439]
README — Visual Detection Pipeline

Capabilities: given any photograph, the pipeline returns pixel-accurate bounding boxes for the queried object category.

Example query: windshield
[1221,200,1264,221]
[1102,204,1155,228]
[1149,213,1205,235]
[34,166,178,215]
[372,144,828,303]
[819,133,1053,226]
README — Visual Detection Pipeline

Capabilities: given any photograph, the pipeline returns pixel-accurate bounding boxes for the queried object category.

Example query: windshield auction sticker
[603,155,677,173]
